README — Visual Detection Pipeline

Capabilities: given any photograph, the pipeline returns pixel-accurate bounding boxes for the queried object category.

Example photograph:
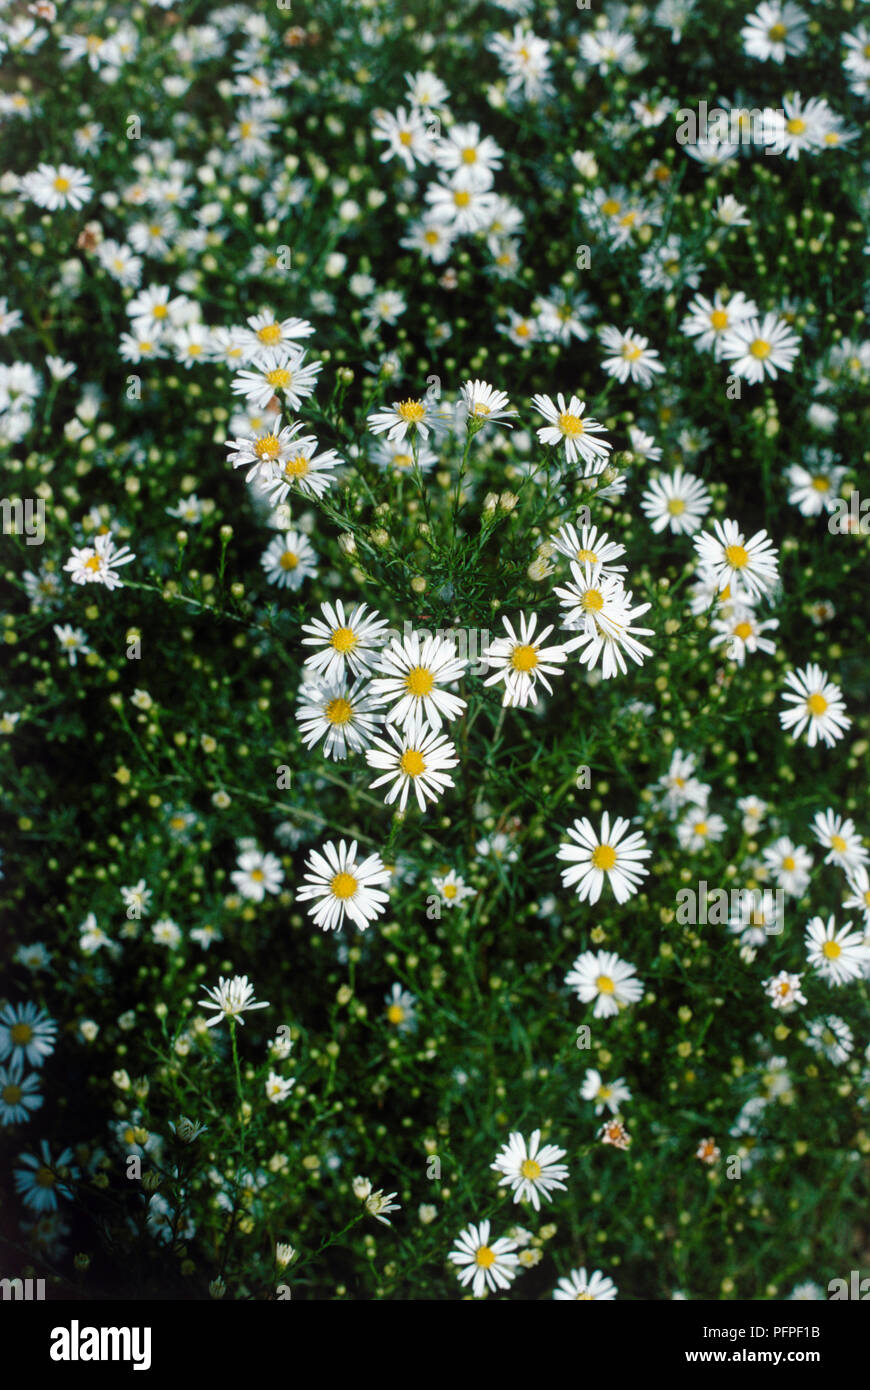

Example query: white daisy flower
[21,162,92,210]
[779,663,851,748]
[14,1140,79,1212]
[63,532,135,591]
[741,2,809,64]
[580,1069,632,1115]
[230,848,284,903]
[301,601,390,685]
[368,631,467,733]
[530,392,611,472]
[558,813,651,905]
[197,975,269,1028]
[447,1219,520,1298]
[805,914,870,986]
[367,396,450,443]
[811,809,868,873]
[384,983,417,1033]
[763,970,806,1011]
[490,1129,569,1211]
[236,310,314,361]
[433,120,503,188]
[432,869,476,908]
[553,1266,618,1300]
[806,1016,854,1065]
[260,530,318,590]
[365,714,459,813]
[552,522,626,575]
[53,623,91,666]
[458,378,516,431]
[676,810,728,852]
[372,105,437,171]
[599,324,666,386]
[786,461,847,517]
[0,1002,57,1068]
[296,838,391,932]
[265,1070,296,1104]
[481,611,575,708]
[230,347,322,412]
[0,1057,43,1124]
[654,749,709,817]
[424,175,497,234]
[680,291,758,358]
[693,518,779,601]
[762,836,813,897]
[296,676,383,761]
[720,312,800,382]
[565,949,645,1018]
[365,1188,401,1226]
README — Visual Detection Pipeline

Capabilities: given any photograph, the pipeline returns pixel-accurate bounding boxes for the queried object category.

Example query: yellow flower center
[786,118,806,135]
[424,230,440,245]
[266,367,292,389]
[822,940,841,960]
[250,869,264,882]
[694,821,708,837]
[387,1003,405,1023]
[84,555,103,572]
[398,130,413,146]
[575,1290,595,1300]
[400,749,426,778]
[279,551,299,570]
[601,198,621,216]
[398,399,426,423]
[510,644,539,672]
[472,402,490,416]
[36,1166,56,1188]
[257,323,282,345]
[580,588,604,612]
[240,122,253,139]
[405,666,435,696]
[749,339,771,359]
[284,455,309,477]
[782,855,795,871]
[10,1023,33,1045]
[619,210,638,227]
[152,303,168,319]
[2,1084,22,1105]
[591,844,617,871]
[667,498,685,516]
[515,323,530,337]
[621,343,643,361]
[831,835,847,853]
[768,23,787,40]
[520,1158,542,1180]
[575,547,598,563]
[558,411,584,437]
[596,974,615,993]
[443,882,457,899]
[475,1245,496,1268]
[330,872,358,900]
[734,621,752,641]
[811,476,830,492]
[330,626,357,653]
[325,697,353,725]
[53,176,71,192]
[806,693,828,716]
[725,543,749,569]
[453,190,471,208]
[461,147,477,163]
[710,310,729,330]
